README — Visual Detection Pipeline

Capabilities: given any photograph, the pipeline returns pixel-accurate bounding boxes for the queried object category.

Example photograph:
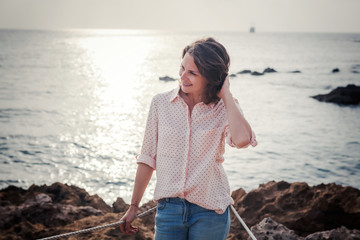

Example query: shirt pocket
[191,126,225,162]
[197,126,223,146]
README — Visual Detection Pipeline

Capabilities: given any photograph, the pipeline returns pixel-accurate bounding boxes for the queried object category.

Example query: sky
[0,0,360,33]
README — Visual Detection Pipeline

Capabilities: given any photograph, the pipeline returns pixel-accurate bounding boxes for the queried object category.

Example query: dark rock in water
[263,67,277,73]
[351,64,360,74]
[251,71,264,76]
[159,76,176,81]
[229,74,237,77]
[311,84,360,105]
[289,70,301,73]
[237,70,252,74]
[332,68,340,73]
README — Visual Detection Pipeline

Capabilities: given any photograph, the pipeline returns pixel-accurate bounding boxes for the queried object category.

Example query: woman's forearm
[130,163,154,207]
[222,91,252,148]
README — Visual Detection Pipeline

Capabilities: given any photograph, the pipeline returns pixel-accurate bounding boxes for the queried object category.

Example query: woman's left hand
[217,75,231,99]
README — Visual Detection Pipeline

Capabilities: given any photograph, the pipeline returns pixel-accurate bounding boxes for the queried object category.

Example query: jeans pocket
[157,200,167,210]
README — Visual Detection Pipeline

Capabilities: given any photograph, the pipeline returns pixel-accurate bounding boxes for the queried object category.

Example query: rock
[305,226,360,240]
[263,67,277,73]
[311,84,360,105]
[289,70,302,73]
[0,192,103,228]
[112,197,128,213]
[0,182,111,212]
[249,218,360,240]
[249,217,303,240]
[237,70,252,74]
[351,64,360,74]
[229,74,237,77]
[251,71,264,76]
[159,76,176,81]
[1,181,360,240]
[332,68,340,73]
[230,181,360,239]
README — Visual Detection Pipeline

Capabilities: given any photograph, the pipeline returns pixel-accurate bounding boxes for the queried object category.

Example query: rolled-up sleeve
[224,98,257,148]
[225,126,257,148]
[136,97,158,169]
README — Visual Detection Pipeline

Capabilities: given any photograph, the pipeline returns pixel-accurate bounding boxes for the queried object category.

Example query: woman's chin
[180,86,190,93]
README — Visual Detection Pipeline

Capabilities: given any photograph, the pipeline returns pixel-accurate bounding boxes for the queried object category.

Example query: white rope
[230,205,257,240]
[37,204,257,240]
[37,206,157,240]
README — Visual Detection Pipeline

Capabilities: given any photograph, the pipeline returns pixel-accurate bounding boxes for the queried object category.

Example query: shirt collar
[169,87,217,109]
[169,87,180,102]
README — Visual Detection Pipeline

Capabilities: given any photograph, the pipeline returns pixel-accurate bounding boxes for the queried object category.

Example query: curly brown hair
[182,37,230,105]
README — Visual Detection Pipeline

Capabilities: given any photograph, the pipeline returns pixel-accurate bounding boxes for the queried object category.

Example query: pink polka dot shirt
[137,88,257,214]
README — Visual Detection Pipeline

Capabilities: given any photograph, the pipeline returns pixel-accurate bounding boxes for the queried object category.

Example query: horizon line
[0,27,360,35]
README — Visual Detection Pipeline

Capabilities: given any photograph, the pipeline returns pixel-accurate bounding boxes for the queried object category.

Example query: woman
[120,37,257,240]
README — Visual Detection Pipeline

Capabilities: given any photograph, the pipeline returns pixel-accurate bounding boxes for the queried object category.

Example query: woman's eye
[190,71,197,76]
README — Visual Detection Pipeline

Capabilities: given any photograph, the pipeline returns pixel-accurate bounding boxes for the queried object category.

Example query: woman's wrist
[129,201,139,211]
[130,203,139,209]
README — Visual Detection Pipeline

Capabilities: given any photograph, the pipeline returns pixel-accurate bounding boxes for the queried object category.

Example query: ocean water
[0,29,359,206]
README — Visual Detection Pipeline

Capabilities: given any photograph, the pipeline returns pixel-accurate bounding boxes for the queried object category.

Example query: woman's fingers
[120,220,138,235]
[119,220,126,233]
[128,223,139,234]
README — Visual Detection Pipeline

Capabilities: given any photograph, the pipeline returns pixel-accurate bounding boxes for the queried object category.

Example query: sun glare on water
[65,30,159,203]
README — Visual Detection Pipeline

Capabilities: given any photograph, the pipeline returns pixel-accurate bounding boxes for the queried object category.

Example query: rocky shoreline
[0,181,359,240]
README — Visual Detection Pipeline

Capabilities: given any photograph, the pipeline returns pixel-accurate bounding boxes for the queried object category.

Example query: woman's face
[179,52,207,97]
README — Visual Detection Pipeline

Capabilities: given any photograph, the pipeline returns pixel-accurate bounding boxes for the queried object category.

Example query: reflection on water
[58,31,163,203]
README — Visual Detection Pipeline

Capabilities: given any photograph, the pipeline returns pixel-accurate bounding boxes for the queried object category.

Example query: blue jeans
[154,197,230,240]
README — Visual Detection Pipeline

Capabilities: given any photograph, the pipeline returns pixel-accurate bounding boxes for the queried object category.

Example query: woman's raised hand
[217,75,231,99]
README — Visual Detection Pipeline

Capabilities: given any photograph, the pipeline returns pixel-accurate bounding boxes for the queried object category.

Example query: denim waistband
[160,197,188,203]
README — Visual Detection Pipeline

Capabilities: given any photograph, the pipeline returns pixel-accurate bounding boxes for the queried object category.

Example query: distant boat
[249,27,255,33]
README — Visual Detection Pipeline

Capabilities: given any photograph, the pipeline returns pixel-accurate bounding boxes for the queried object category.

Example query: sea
[0,29,359,206]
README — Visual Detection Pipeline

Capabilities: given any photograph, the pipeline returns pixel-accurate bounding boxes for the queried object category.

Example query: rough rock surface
[229,181,360,239]
[250,217,301,240]
[249,217,360,240]
[311,84,360,105]
[305,226,360,240]
[1,181,359,240]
